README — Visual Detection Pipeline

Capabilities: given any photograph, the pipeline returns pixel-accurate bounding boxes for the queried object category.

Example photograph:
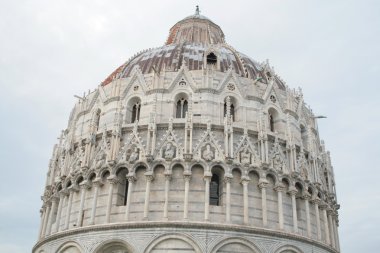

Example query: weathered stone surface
[34,7,340,253]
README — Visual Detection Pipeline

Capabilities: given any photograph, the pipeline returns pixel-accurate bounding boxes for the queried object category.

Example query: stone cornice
[33,221,338,253]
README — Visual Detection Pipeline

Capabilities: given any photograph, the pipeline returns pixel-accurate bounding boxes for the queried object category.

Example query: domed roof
[101,7,286,90]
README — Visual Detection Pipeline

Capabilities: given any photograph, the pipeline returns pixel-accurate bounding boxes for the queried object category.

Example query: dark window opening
[123,180,129,206]
[89,173,96,182]
[176,98,188,118]
[102,171,110,181]
[131,103,140,123]
[324,170,329,188]
[207,52,217,65]
[210,174,220,206]
[269,114,274,132]
[95,110,101,132]
[224,102,235,121]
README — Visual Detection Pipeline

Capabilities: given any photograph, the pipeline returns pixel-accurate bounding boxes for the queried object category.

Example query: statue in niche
[273,152,286,172]
[128,147,139,163]
[240,147,251,165]
[270,139,287,173]
[273,152,282,168]
[202,144,214,161]
[297,153,309,179]
[164,143,176,159]
[94,151,106,170]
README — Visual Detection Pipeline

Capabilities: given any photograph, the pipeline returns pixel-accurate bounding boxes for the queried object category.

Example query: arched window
[324,169,329,189]
[116,167,129,206]
[295,182,304,230]
[94,110,101,132]
[224,101,235,121]
[300,124,307,148]
[231,104,235,121]
[131,103,140,123]
[268,108,279,132]
[102,170,110,181]
[269,113,274,132]
[207,52,217,65]
[126,97,142,124]
[124,180,129,205]
[210,173,220,206]
[176,98,188,118]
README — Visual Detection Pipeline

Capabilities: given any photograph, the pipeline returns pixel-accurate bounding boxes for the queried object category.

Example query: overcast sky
[0,0,379,252]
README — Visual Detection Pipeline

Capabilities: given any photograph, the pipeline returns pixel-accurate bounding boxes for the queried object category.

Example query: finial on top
[195,5,200,15]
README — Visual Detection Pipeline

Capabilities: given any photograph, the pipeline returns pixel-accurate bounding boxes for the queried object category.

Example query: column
[183,173,191,220]
[321,204,331,245]
[333,214,341,251]
[54,191,66,233]
[105,176,118,223]
[204,174,211,221]
[274,183,285,230]
[64,186,78,230]
[259,179,268,227]
[311,198,321,240]
[163,173,171,220]
[303,194,312,237]
[327,209,336,248]
[89,179,102,225]
[125,175,136,221]
[143,174,154,220]
[76,181,90,227]
[264,137,269,163]
[45,195,59,236]
[224,175,232,223]
[288,186,298,233]
[40,204,51,238]
[241,177,250,225]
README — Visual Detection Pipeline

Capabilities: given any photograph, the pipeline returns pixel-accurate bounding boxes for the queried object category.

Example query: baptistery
[34,7,341,253]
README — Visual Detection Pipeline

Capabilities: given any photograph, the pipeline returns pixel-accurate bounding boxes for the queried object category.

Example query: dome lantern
[166,6,225,45]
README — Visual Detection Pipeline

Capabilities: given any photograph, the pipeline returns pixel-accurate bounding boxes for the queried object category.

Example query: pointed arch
[224,96,237,122]
[268,107,281,132]
[125,96,141,123]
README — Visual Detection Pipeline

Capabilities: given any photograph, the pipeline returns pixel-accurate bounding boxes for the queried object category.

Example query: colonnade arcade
[41,234,308,253]
[38,160,339,252]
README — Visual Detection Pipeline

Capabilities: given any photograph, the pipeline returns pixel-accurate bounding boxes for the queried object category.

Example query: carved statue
[164,143,175,159]
[202,144,214,161]
[75,159,82,173]
[95,151,106,170]
[297,152,309,179]
[240,148,251,165]
[273,152,283,169]
[128,147,139,163]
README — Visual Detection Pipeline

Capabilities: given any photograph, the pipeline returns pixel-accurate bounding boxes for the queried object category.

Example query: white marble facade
[34,8,340,253]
